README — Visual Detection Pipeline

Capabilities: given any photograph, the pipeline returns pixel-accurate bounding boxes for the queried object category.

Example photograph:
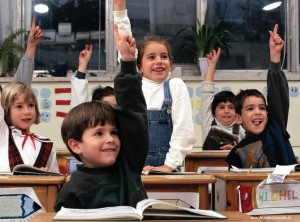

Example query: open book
[3,164,64,176]
[53,198,226,221]
[142,170,198,175]
[230,165,275,173]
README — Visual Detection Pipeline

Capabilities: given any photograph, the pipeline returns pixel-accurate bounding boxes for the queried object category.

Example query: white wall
[2,76,299,158]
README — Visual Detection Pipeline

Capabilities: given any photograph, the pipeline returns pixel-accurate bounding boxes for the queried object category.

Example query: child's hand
[40,166,52,172]
[26,17,43,57]
[220,144,234,150]
[269,24,284,63]
[207,48,221,67]
[78,45,93,73]
[114,24,136,61]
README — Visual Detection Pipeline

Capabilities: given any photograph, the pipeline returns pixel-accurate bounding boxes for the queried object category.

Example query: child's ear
[68,139,82,155]
[235,114,243,125]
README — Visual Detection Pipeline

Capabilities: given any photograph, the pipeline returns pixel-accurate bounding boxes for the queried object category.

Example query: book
[197,166,229,174]
[142,170,198,175]
[230,165,275,173]
[53,198,226,221]
[9,164,64,176]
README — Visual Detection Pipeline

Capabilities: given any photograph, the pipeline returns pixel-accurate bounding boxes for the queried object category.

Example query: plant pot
[197,57,208,76]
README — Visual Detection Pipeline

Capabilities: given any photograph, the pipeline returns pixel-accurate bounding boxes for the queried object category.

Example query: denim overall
[145,79,173,166]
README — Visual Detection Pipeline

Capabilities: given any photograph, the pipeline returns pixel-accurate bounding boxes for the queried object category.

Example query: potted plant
[0,28,27,76]
[176,7,232,75]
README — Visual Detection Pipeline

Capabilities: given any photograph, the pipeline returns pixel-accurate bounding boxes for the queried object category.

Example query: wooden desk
[142,174,215,210]
[184,151,229,172]
[29,211,253,222]
[0,175,66,212]
[214,172,300,211]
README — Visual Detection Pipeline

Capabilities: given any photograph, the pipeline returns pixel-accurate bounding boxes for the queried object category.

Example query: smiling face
[139,42,172,82]
[10,93,36,131]
[214,101,236,126]
[236,96,268,135]
[71,123,121,168]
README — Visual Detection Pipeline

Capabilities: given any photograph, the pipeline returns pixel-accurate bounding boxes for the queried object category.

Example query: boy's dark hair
[137,35,173,69]
[92,86,115,101]
[61,101,117,161]
[211,91,235,116]
[234,89,266,115]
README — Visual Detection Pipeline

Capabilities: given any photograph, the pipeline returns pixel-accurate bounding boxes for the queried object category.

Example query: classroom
[1,0,300,221]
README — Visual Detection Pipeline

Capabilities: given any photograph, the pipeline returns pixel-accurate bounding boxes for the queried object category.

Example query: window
[1,0,296,75]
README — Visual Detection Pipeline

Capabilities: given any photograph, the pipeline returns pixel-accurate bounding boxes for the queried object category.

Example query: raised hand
[205,48,221,82]
[78,45,93,73]
[26,17,43,57]
[113,24,136,61]
[207,48,221,67]
[269,24,284,63]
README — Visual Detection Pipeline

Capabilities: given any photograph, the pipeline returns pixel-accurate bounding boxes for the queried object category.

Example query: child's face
[10,93,36,131]
[74,123,121,168]
[102,95,117,107]
[236,96,268,135]
[139,42,171,82]
[214,101,235,126]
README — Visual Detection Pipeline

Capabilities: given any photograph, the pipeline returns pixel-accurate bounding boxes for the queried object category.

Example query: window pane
[127,0,197,63]
[31,0,105,73]
[207,0,286,69]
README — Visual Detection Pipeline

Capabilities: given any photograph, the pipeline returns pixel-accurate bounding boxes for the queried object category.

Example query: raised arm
[113,24,148,172]
[70,45,93,107]
[14,17,43,86]
[267,24,289,130]
[200,48,221,142]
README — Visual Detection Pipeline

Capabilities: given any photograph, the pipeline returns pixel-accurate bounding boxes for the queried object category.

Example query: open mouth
[252,119,263,126]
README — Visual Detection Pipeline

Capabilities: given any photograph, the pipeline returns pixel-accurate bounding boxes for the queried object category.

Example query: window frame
[15,0,299,76]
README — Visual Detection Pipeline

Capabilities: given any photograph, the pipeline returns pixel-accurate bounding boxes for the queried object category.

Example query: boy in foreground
[226,24,297,168]
[55,25,148,210]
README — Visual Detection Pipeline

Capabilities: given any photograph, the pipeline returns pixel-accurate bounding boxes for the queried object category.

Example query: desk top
[214,172,300,180]
[29,211,251,222]
[0,175,66,184]
[186,151,229,159]
[142,174,216,184]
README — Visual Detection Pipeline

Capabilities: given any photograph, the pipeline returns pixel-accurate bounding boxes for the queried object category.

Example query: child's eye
[15,105,22,109]
[95,131,103,136]
[147,55,155,60]
[28,103,35,108]
[161,55,169,59]
[111,130,118,135]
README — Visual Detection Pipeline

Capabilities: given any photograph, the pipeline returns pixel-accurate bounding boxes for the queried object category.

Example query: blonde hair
[1,82,40,125]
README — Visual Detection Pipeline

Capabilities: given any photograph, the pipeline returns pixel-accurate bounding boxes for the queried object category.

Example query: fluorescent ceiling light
[263,2,282,11]
[34,4,49,13]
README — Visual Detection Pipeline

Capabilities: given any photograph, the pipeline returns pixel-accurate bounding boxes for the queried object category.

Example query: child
[55,25,148,210]
[114,0,195,173]
[201,48,245,150]
[225,24,297,168]
[0,17,59,172]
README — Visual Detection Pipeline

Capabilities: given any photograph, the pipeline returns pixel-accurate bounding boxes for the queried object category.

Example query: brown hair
[137,35,173,70]
[61,101,117,161]
[234,89,267,115]
[1,82,40,125]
